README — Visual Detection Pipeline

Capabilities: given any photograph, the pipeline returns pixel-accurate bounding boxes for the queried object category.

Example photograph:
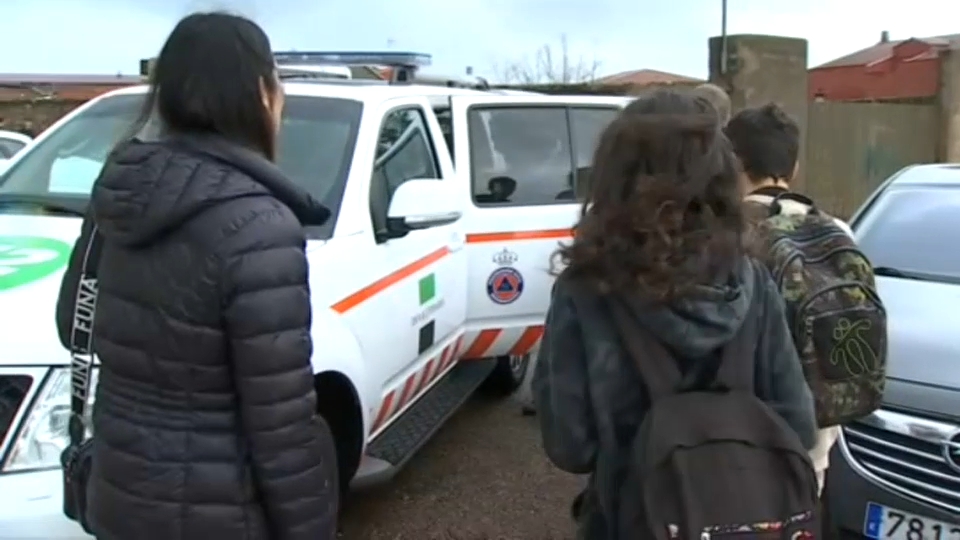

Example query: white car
[0,55,628,538]
[0,130,32,174]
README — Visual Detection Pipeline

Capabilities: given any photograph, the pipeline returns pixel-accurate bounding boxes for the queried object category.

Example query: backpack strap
[605,298,683,401]
[712,268,762,393]
[711,324,756,393]
[67,225,103,447]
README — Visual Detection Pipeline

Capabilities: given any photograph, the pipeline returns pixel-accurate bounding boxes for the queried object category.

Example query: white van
[0,53,628,538]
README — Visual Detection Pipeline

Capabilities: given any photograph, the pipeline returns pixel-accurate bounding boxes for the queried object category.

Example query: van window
[369,107,440,242]
[468,106,618,206]
[568,107,619,200]
[0,93,363,239]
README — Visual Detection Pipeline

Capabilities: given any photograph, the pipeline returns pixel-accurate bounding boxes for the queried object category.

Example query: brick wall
[0,100,86,134]
[809,58,940,101]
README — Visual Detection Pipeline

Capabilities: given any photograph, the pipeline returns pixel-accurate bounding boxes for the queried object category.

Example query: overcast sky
[4,0,959,80]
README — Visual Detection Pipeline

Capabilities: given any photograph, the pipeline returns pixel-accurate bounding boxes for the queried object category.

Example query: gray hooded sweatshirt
[531,256,816,540]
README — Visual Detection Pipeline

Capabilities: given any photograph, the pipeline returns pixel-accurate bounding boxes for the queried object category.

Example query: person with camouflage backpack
[724,103,888,496]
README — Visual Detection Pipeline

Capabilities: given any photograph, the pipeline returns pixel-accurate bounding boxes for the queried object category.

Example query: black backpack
[746,192,887,427]
[606,298,820,540]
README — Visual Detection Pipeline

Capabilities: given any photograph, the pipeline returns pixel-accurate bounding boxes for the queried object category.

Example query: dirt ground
[338,394,583,540]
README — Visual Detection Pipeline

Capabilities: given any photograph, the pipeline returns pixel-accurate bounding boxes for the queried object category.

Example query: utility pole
[720,0,728,75]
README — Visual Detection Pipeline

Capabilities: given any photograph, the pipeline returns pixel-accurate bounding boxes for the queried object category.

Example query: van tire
[314,372,363,494]
[480,353,530,396]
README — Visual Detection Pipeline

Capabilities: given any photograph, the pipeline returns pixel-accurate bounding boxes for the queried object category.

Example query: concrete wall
[709,35,809,189]
[807,101,938,218]
[939,44,960,162]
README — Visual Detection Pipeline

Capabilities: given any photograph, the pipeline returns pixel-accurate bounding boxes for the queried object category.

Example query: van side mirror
[387,179,462,232]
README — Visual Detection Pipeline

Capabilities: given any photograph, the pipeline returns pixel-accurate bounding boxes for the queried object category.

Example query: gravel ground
[338,394,583,540]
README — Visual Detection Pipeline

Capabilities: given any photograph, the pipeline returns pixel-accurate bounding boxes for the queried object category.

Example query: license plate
[864,502,960,540]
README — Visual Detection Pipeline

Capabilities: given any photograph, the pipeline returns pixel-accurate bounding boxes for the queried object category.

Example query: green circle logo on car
[0,236,72,291]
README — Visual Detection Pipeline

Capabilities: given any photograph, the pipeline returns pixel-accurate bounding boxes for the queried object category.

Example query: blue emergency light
[273,51,432,82]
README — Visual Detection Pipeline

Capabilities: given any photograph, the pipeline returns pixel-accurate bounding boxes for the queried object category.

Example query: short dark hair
[692,83,731,124]
[553,89,745,302]
[136,12,280,159]
[724,103,799,183]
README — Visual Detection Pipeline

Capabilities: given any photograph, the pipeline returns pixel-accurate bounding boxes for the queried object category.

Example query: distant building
[594,68,703,94]
[0,73,140,102]
[809,31,960,102]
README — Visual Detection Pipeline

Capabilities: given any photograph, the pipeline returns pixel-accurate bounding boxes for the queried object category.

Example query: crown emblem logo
[492,248,518,267]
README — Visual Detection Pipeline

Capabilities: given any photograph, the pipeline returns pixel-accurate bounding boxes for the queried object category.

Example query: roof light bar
[273,51,432,82]
[140,51,435,83]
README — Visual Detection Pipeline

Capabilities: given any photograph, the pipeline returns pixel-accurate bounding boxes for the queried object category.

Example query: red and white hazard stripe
[369,335,465,436]
[461,325,545,360]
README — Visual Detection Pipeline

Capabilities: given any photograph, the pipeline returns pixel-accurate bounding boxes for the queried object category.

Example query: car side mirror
[387,178,462,232]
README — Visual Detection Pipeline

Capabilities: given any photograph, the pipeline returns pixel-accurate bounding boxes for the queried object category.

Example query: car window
[374,107,439,194]
[369,107,440,241]
[432,107,454,162]
[0,375,32,445]
[855,186,960,280]
[0,93,362,239]
[0,139,26,159]
[568,107,618,201]
[468,106,618,206]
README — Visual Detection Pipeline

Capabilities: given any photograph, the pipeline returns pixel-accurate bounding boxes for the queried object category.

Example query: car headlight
[3,367,96,472]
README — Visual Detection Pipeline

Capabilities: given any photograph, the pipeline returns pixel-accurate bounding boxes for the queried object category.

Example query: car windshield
[855,184,960,282]
[0,138,26,159]
[0,92,362,238]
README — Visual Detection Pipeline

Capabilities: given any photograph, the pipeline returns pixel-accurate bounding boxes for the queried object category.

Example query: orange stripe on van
[331,247,449,313]
[509,325,545,356]
[371,391,396,432]
[465,229,573,244]
[462,329,502,359]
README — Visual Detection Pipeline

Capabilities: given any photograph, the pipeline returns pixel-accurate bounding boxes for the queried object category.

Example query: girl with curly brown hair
[531,89,817,540]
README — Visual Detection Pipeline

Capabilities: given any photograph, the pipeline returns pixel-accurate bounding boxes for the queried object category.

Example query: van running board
[351,358,496,489]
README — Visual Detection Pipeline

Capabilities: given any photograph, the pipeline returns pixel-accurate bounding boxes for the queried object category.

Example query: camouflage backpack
[746,192,887,427]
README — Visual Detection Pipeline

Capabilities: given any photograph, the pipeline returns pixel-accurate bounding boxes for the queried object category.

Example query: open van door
[448,94,629,373]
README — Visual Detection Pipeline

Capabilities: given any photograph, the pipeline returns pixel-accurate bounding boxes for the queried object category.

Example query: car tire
[480,353,530,396]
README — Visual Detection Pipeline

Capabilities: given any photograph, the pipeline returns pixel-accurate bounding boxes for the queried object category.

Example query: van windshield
[0,92,362,238]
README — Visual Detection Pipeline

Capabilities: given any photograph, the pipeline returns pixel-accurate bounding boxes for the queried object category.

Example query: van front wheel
[479,353,530,396]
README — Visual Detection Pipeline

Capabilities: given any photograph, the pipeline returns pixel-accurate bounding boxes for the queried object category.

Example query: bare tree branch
[492,34,601,85]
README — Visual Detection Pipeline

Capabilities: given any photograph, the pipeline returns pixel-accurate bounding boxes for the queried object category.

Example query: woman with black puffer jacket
[55,12,338,540]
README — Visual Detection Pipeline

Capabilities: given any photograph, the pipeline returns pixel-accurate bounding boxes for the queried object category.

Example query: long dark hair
[554,89,745,302]
[132,12,280,160]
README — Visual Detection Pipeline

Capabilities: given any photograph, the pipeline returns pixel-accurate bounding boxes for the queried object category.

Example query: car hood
[878,275,960,389]
[0,213,81,365]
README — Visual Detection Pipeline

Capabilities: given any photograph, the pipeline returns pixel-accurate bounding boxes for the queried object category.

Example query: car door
[350,97,467,435]
[448,95,628,360]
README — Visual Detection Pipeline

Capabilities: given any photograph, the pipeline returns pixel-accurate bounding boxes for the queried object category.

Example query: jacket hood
[91,134,330,247]
[623,257,757,359]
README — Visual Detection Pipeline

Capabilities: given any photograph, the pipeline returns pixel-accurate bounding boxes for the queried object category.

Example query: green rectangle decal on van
[419,273,436,305]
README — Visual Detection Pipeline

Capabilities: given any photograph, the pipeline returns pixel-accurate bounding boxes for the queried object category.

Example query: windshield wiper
[0,193,87,217]
[874,266,960,286]
[873,266,909,278]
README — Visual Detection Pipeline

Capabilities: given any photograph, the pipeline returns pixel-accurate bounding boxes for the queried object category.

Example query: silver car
[828,164,960,539]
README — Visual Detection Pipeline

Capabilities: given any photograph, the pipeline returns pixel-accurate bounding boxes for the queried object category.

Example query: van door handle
[448,231,465,252]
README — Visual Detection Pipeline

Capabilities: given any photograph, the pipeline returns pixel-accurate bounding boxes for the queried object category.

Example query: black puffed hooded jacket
[55,134,338,540]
